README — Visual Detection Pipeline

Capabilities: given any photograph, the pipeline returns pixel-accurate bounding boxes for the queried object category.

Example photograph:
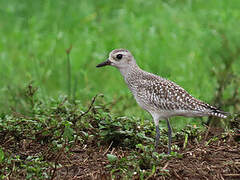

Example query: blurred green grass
[0,0,239,129]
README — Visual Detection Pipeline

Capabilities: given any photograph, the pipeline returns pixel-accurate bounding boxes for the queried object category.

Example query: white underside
[148,110,208,126]
[158,110,207,119]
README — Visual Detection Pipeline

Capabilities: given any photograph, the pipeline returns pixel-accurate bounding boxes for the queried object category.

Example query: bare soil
[1,127,240,180]
[57,129,240,180]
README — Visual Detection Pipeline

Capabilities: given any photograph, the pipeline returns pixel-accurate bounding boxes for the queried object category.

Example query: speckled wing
[135,72,227,118]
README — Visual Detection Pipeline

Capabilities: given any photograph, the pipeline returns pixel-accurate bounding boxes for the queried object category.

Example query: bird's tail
[207,105,230,119]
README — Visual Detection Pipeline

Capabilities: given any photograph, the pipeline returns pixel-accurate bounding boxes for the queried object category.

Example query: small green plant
[105,143,180,179]
[98,115,154,148]
[0,148,4,163]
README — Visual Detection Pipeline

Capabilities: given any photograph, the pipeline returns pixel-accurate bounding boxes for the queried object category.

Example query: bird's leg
[166,118,172,154]
[154,125,160,151]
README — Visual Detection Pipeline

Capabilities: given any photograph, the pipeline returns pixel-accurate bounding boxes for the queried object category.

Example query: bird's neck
[118,63,144,94]
[118,63,141,79]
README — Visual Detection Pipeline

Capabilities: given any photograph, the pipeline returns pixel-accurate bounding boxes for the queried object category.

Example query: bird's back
[125,68,227,119]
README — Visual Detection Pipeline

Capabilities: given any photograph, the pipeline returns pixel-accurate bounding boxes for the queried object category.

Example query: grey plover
[96,49,228,154]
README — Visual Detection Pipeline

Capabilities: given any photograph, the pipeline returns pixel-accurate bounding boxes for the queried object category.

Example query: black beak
[96,59,111,68]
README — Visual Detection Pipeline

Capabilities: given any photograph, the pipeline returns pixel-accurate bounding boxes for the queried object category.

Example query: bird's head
[96,49,136,69]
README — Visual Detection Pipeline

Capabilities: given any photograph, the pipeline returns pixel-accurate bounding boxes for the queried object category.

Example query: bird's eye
[116,54,123,60]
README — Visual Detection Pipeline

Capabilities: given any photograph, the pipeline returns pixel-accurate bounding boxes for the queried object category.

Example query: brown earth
[55,128,240,180]
[1,127,240,180]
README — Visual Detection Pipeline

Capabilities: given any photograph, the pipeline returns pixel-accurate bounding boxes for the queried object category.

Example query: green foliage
[98,115,154,148]
[0,1,239,129]
[0,86,185,179]
[107,154,118,163]
[0,85,238,179]
[0,153,50,179]
[106,143,183,179]
[0,148,4,163]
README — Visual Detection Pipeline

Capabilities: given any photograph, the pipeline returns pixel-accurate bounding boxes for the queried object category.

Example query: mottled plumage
[96,48,228,154]
[126,67,226,119]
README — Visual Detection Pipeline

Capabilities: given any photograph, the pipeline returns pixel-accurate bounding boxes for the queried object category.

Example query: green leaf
[107,154,118,163]
[136,143,144,150]
[0,148,4,163]
[63,124,74,141]
[151,164,156,175]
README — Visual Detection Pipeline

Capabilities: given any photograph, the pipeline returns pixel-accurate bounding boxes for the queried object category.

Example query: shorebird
[96,49,228,154]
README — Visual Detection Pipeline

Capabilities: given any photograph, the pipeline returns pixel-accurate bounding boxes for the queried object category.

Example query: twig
[50,140,67,180]
[223,174,240,177]
[110,147,115,154]
[64,166,69,180]
[103,141,113,156]
[72,168,81,179]
[76,94,103,120]
[173,169,182,180]
[162,162,169,170]
[34,126,61,136]
[204,126,211,140]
